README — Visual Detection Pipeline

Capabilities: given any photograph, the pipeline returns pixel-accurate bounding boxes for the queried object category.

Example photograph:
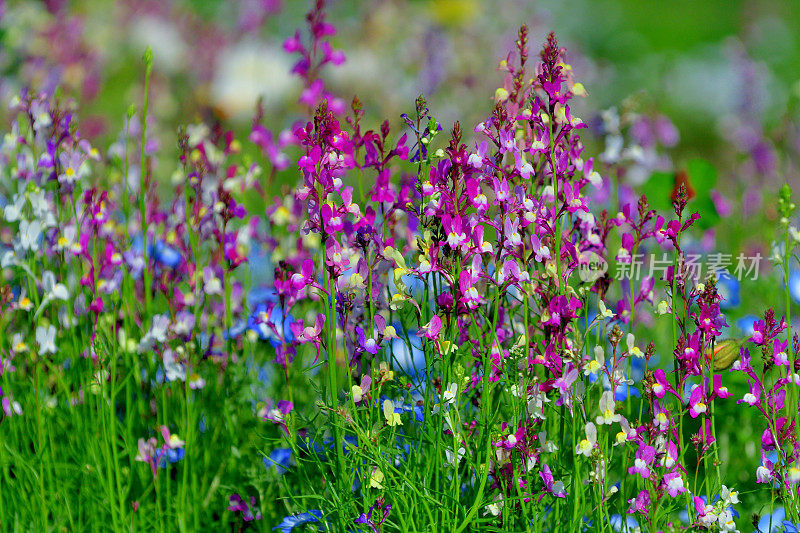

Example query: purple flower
[228,494,262,522]
[627,489,650,516]
[628,444,655,478]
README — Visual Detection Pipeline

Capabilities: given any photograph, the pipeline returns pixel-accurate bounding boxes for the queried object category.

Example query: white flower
[189,373,206,390]
[626,333,644,358]
[56,226,77,251]
[1,250,17,268]
[445,446,466,466]
[442,382,458,404]
[526,388,551,420]
[598,301,614,319]
[34,271,69,319]
[596,391,622,425]
[43,271,69,300]
[483,495,503,517]
[537,431,558,453]
[615,417,636,446]
[163,348,186,382]
[756,465,772,483]
[36,325,57,354]
[19,219,42,251]
[203,269,222,295]
[210,40,297,119]
[575,422,597,457]
[11,333,28,353]
[584,345,604,376]
[720,485,739,505]
[3,194,25,222]
[139,314,171,351]
[791,226,800,244]
[28,189,53,224]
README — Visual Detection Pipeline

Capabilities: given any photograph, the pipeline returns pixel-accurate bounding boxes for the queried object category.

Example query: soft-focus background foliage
[2,0,800,529]
[3,0,799,170]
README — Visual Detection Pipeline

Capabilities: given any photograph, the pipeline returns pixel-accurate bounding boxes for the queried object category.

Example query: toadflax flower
[628,444,656,478]
[382,399,402,426]
[36,325,57,355]
[595,391,621,425]
[575,422,597,457]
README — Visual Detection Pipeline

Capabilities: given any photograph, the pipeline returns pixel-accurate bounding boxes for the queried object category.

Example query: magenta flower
[688,386,708,418]
[263,399,294,434]
[738,378,761,406]
[291,313,326,362]
[458,271,481,309]
[356,326,378,355]
[419,315,442,340]
[628,444,655,478]
[651,368,673,399]
[663,471,686,497]
[627,490,650,516]
[539,464,566,500]
[711,374,730,400]
[227,494,261,522]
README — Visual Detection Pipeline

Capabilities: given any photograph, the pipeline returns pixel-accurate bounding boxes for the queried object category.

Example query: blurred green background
[3,0,799,166]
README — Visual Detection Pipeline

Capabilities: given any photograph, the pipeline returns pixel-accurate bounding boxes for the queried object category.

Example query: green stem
[140,47,154,318]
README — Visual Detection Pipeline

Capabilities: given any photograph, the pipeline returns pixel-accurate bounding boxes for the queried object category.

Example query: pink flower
[290,313,326,362]
[651,369,673,399]
[688,386,707,418]
[628,444,655,478]
[539,464,566,500]
[663,471,686,497]
[738,378,761,406]
[711,374,730,400]
[627,490,650,516]
[419,315,442,340]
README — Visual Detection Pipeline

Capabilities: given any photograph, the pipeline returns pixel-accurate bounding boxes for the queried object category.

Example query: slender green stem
[140,47,154,318]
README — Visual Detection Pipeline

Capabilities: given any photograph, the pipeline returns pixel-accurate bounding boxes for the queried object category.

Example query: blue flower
[630,356,647,382]
[249,286,278,306]
[716,273,740,309]
[273,510,322,532]
[298,438,327,457]
[391,334,426,381]
[783,520,800,533]
[609,514,638,532]
[152,240,182,269]
[224,320,248,340]
[247,303,296,346]
[226,302,296,345]
[154,447,184,468]
[323,434,359,456]
[788,271,800,305]
[130,235,182,269]
[613,382,640,401]
[737,314,759,336]
[264,448,292,475]
[756,506,786,533]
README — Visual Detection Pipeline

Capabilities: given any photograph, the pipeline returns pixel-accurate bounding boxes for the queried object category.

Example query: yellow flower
[18,297,33,311]
[351,384,365,403]
[369,467,384,489]
[379,362,394,382]
[382,399,402,427]
[494,87,510,103]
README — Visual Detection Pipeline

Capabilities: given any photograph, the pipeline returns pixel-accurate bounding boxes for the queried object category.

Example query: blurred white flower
[211,39,297,120]
[36,324,57,354]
